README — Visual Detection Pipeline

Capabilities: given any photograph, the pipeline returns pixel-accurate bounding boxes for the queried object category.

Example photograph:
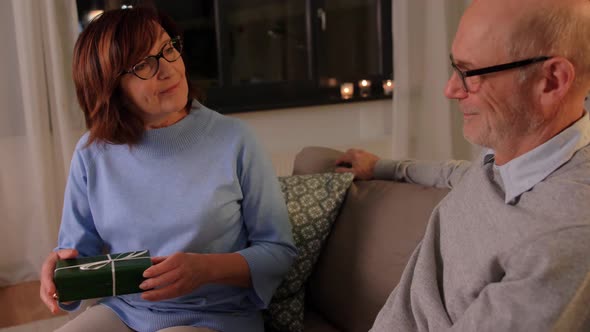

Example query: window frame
[75,0,393,113]
[206,0,392,113]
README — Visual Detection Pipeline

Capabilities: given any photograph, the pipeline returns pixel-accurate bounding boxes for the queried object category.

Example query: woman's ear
[538,57,575,108]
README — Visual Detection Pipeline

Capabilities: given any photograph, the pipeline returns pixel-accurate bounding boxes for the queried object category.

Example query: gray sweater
[370,116,590,331]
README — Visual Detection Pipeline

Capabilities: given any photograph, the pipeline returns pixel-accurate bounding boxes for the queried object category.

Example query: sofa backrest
[293,147,449,331]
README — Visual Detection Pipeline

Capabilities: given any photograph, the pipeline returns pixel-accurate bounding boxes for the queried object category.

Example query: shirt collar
[482,111,590,204]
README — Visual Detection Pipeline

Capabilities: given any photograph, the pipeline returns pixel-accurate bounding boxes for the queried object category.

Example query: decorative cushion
[264,172,355,332]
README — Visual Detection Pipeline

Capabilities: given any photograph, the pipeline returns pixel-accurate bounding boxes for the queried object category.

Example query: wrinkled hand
[140,252,211,301]
[40,248,79,313]
[334,148,380,180]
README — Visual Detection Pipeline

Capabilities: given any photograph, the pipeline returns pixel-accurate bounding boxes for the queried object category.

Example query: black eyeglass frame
[121,36,184,80]
[450,55,552,92]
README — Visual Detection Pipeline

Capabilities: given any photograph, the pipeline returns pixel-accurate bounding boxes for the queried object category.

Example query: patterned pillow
[264,172,355,332]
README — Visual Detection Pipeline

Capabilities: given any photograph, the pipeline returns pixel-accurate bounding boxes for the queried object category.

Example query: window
[76,0,393,113]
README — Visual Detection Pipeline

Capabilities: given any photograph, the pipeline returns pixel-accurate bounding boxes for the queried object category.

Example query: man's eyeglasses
[122,36,183,80]
[450,54,552,92]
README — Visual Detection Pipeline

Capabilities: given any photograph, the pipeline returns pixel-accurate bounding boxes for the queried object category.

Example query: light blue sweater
[56,101,297,332]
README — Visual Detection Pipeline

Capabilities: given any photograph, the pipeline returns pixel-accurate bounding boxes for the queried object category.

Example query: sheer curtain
[391,0,475,161]
[0,0,83,286]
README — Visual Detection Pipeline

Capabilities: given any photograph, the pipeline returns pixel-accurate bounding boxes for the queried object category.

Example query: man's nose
[444,71,468,99]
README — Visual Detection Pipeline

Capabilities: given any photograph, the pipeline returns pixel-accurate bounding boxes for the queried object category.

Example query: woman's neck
[144,108,188,130]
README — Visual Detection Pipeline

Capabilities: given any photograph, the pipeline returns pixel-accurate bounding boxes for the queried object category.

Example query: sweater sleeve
[56,143,103,256]
[55,141,104,311]
[373,159,471,189]
[447,225,590,332]
[234,125,297,308]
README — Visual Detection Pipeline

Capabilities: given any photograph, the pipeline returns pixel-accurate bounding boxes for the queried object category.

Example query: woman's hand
[39,248,78,313]
[335,148,380,180]
[140,252,251,301]
[140,252,212,301]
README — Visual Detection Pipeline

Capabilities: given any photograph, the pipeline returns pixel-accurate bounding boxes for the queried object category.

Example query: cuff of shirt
[58,300,81,312]
[237,246,291,309]
[373,159,398,180]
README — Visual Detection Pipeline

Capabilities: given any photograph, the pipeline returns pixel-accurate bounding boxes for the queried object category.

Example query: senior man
[336,0,590,331]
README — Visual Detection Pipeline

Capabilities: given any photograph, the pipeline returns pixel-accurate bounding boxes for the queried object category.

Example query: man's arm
[374,159,470,189]
[335,148,471,189]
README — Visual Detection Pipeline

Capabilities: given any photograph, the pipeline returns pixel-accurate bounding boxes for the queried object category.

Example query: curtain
[391,0,475,161]
[0,0,83,286]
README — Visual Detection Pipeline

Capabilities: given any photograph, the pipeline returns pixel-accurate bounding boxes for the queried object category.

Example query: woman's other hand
[335,148,380,180]
[40,248,78,313]
[140,252,251,301]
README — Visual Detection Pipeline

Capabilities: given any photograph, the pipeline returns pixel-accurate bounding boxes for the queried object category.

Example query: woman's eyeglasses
[122,36,183,80]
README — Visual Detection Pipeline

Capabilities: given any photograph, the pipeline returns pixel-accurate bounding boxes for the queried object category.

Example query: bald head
[452,0,520,63]
[469,0,588,13]
[454,0,590,92]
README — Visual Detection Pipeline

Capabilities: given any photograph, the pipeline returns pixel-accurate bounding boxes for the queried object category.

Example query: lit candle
[86,10,104,22]
[358,80,372,97]
[382,80,394,96]
[340,83,354,100]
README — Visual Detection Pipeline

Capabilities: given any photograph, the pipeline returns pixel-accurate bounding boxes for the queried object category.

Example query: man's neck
[493,108,585,165]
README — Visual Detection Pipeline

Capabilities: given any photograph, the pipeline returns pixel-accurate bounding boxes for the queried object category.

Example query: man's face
[444,3,543,149]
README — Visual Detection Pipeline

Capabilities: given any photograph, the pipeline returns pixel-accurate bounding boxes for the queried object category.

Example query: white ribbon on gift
[54,250,149,296]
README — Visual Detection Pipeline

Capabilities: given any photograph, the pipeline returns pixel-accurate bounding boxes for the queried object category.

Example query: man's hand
[140,252,212,301]
[335,148,380,180]
[40,248,78,313]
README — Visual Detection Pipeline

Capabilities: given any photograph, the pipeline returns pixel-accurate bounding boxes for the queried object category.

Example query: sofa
[291,147,449,332]
[67,146,448,332]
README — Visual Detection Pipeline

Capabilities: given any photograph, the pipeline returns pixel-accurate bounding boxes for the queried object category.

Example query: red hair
[72,7,199,145]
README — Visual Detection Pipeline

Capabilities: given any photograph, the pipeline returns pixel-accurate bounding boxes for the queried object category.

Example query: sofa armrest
[294,146,449,332]
[293,146,344,175]
[551,271,590,332]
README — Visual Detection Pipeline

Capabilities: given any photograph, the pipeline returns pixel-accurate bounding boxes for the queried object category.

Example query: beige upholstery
[293,146,344,175]
[294,147,449,332]
[551,271,590,332]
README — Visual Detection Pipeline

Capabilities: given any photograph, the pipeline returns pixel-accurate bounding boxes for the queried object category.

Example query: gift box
[53,250,152,302]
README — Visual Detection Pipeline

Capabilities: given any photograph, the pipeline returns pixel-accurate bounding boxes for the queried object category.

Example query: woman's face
[119,28,189,129]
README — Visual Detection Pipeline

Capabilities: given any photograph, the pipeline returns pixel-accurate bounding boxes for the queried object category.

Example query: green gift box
[53,250,152,302]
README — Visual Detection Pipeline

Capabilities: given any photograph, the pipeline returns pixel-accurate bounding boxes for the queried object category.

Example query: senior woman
[39,7,296,332]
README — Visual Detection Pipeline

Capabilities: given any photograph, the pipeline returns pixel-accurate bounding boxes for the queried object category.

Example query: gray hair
[508,4,590,91]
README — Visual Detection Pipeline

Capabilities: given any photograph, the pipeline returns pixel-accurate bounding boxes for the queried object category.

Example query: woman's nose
[157,58,175,79]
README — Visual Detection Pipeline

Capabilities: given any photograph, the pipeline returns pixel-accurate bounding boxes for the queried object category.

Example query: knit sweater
[370,113,590,331]
[56,101,297,332]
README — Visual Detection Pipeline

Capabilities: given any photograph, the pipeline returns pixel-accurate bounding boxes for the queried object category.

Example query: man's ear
[538,57,575,107]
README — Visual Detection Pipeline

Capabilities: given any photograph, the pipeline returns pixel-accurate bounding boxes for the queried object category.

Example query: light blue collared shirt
[484,111,590,204]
